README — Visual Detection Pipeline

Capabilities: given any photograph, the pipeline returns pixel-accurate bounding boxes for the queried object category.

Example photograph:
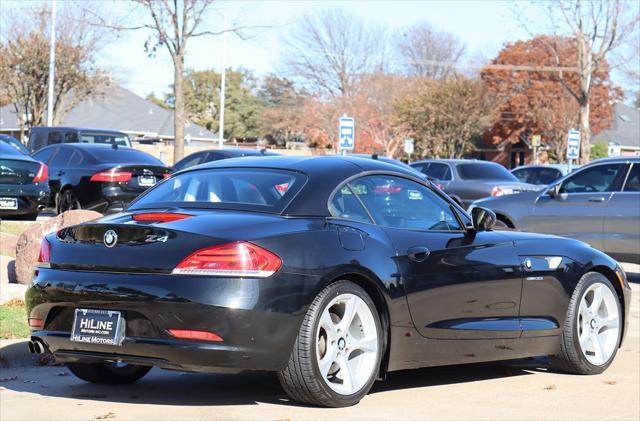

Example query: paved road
[1,280,638,420]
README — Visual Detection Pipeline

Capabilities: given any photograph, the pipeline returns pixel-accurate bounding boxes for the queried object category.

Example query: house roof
[0,85,218,141]
[591,102,640,149]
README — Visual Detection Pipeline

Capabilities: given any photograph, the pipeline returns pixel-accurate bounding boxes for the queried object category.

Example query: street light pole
[217,16,227,148]
[46,0,56,126]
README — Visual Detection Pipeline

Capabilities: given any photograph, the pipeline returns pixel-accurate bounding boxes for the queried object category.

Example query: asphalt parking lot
[1,268,638,421]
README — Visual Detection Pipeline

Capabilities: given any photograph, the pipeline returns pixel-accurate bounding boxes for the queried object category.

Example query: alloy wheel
[577,282,620,366]
[315,293,379,395]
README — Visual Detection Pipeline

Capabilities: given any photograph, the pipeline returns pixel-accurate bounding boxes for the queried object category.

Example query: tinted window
[511,168,533,183]
[50,147,73,167]
[87,148,162,165]
[129,169,306,214]
[0,135,29,155]
[561,164,624,193]
[457,163,517,181]
[68,151,83,166]
[173,152,206,171]
[623,164,640,192]
[535,168,562,185]
[329,185,372,223]
[47,131,63,145]
[32,147,57,164]
[65,132,78,143]
[79,132,131,147]
[348,175,461,230]
[0,158,40,185]
[29,130,47,151]
[423,163,452,181]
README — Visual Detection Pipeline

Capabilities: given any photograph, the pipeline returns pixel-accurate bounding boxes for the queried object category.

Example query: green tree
[146,92,171,110]
[591,141,609,160]
[258,75,306,145]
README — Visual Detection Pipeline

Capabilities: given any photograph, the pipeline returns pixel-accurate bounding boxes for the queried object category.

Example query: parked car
[348,154,428,179]
[0,142,49,220]
[0,134,30,155]
[31,143,170,214]
[471,157,640,263]
[26,156,630,407]
[172,148,279,172]
[511,164,580,186]
[410,159,539,207]
[28,127,132,153]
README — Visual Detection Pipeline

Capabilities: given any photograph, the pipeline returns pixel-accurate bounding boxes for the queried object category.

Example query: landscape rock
[15,210,102,285]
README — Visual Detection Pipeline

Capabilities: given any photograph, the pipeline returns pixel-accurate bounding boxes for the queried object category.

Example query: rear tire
[278,280,382,407]
[67,362,151,385]
[57,189,81,214]
[552,272,622,375]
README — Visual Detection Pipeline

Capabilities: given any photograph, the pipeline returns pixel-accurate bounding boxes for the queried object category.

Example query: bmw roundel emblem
[104,229,118,248]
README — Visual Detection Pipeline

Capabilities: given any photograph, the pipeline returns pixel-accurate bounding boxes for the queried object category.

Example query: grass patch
[0,221,34,237]
[0,300,30,339]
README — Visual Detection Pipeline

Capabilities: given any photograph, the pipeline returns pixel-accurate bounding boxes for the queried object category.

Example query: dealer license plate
[71,309,124,346]
[138,176,156,187]
[0,198,18,209]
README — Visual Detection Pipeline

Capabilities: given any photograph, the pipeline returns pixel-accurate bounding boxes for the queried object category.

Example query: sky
[2,0,637,99]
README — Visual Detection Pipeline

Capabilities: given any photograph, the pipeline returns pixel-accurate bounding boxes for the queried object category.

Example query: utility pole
[46,0,56,126]
[217,16,227,148]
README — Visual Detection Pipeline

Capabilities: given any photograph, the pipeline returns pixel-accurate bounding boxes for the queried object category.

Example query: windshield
[79,132,131,147]
[456,163,517,181]
[129,168,307,213]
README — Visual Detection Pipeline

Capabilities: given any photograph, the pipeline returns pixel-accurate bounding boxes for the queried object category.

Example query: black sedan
[32,143,170,214]
[26,156,631,407]
[172,147,278,172]
[0,142,49,220]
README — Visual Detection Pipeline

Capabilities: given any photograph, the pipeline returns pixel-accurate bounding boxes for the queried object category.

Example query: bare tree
[281,8,387,97]
[531,0,639,163]
[0,3,109,140]
[396,22,465,78]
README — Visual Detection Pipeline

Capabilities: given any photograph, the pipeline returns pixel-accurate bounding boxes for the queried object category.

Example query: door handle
[588,196,605,203]
[407,246,430,262]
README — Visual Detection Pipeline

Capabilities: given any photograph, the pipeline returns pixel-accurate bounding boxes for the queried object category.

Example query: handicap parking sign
[338,117,355,151]
[566,129,580,160]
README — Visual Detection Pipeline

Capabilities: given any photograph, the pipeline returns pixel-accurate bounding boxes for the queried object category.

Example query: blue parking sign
[566,129,580,160]
[338,117,355,151]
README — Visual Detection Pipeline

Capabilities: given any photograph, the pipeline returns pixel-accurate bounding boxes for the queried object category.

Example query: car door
[532,163,628,251]
[47,146,74,200]
[347,175,523,340]
[604,163,639,262]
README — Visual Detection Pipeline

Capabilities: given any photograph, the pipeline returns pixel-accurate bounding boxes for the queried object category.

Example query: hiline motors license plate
[138,175,156,187]
[0,198,18,209]
[71,309,124,346]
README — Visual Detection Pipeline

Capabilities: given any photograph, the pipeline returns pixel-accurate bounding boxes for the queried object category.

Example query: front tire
[67,362,151,385]
[278,280,382,407]
[553,272,622,374]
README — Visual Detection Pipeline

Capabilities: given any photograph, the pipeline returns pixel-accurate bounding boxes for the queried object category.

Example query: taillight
[38,238,51,263]
[162,173,172,179]
[33,163,48,182]
[90,170,132,182]
[173,241,282,278]
[132,212,192,223]
[491,186,504,197]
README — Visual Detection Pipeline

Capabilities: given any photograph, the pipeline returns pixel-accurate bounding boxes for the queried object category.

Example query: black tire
[67,362,151,385]
[278,280,383,407]
[552,272,622,375]
[57,189,81,214]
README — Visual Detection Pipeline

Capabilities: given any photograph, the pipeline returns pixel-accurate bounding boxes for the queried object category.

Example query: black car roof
[184,155,425,216]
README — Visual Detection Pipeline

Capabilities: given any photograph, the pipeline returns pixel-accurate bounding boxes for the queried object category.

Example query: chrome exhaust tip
[27,341,35,354]
[30,340,46,354]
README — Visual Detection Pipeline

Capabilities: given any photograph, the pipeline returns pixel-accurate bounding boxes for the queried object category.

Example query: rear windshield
[79,132,131,147]
[0,159,40,185]
[128,168,307,213]
[87,148,163,165]
[456,163,517,181]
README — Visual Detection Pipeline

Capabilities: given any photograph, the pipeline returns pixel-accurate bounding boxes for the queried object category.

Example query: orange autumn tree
[481,36,621,162]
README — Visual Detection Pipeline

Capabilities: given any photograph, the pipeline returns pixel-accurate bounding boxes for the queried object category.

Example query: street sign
[338,117,355,152]
[530,134,541,147]
[566,129,580,160]
[404,138,414,155]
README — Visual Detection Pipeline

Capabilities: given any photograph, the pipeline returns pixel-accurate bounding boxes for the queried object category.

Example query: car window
[79,132,131,147]
[31,147,57,164]
[623,164,640,192]
[329,185,372,223]
[87,148,163,165]
[65,132,78,143]
[423,163,452,181]
[561,164,624,194]
[410,163,424,173]
[47,131,63,145]
[347,175,461,230]
[511,168,532,183]
[457,162,517,181]
[204,152,224,162]
[535,168,562,185]
[50,147,73,167]
[129,168,306,214]
[68,151,83,166]
[174,152,205,171]
[29,130,47,151]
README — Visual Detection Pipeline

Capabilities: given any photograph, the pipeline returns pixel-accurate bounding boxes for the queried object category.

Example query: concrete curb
[0,338,39,369]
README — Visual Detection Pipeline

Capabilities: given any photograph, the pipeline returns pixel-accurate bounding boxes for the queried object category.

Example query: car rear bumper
[0,183,49,217]
[26,268,309,372]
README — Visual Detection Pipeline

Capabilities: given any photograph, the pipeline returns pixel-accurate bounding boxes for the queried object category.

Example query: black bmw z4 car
[26,156,631,407]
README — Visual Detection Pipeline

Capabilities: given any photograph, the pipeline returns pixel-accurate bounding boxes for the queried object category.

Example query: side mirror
[471,207,496,232]
[547,183,562,198]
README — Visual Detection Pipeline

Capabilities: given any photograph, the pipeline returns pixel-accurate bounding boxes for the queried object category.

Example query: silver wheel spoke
[351,335,377,353]
[320,311,337,338]
[337,296,359,333]
[579,326,590,347]
[579,299,589,319]
[589,285,604,313]
[599,314,619,329]
[591,333,604,364]
[319,345,338,378]
[336,353,354,392]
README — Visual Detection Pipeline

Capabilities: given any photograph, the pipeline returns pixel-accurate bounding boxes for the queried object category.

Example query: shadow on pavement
[0,351,546,407]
